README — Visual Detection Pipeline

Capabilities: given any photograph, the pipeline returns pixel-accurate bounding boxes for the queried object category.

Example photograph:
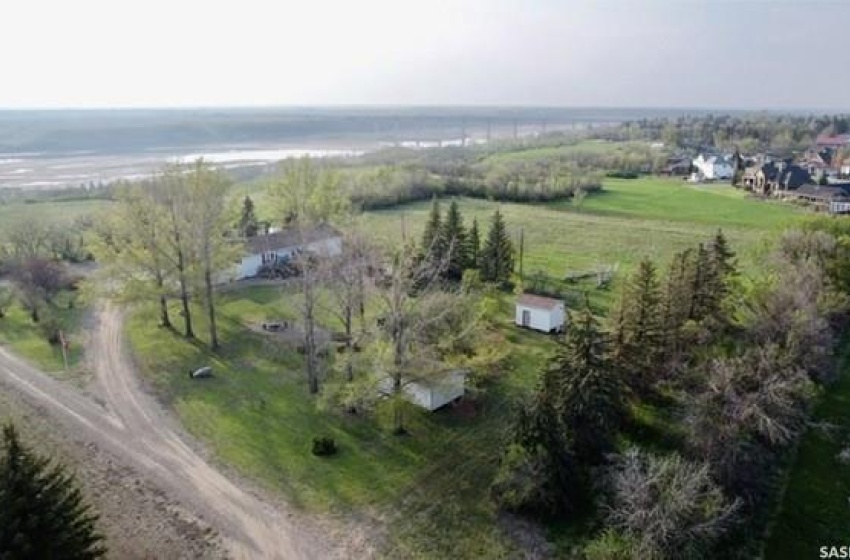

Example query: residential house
[784,183,850,210]
[661,157,693,176]
[692,154,734,181]
[515,294,566,333]
[742,160,811,196]
[815,133,850,151]
[235,224,343,280]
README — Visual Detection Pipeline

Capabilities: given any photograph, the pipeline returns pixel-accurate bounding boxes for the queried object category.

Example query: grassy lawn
[764,344,850,559]
[0,291,85,377]
[125,175,810,556]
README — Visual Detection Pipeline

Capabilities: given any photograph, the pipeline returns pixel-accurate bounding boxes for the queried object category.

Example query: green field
[0,198,110,231]
[120,175,813,556]
[360,177,805,281]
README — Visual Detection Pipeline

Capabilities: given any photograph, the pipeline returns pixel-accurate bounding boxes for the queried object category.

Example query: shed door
[521,309,531,327]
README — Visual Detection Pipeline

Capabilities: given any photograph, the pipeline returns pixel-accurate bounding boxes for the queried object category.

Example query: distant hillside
[0,107,700,156]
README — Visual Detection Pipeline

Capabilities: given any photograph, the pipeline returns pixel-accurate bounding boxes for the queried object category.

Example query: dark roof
[777,165,812,190]
[793,183,850,200]
[245,224,341,254]
[517,294,564,310]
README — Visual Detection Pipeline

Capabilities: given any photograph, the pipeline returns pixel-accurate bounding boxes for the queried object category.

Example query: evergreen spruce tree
[238,195,259,237]
[550,304,624,464]
[421,196,447,263]
[0,424,105,559]
[689,243,710,321]
[467,217,481,269]
[661,248,696,355]
[709,229,737,297]
[612,258,664,393]
[480,209,515,287]
[441,200,468,281]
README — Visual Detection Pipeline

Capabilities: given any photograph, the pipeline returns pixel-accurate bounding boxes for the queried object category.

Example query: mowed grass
[127,286,548,557]
[765,345,850,559]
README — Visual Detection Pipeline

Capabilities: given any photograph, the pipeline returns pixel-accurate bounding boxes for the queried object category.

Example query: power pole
[518,228,524,281]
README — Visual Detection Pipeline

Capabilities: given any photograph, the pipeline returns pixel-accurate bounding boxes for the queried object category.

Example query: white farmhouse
[692,154,734,181]
[236,224,342,280]
[515,294,566,333]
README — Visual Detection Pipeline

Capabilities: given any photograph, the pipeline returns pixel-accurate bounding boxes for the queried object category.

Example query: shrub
[311,436,337,457]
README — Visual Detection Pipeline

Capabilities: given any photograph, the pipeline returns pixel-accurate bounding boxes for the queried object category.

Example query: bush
[311,436,337,457]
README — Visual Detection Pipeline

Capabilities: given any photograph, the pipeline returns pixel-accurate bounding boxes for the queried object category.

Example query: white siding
[236,236,343,280]
[379,371,466,411]
[515,304,565,332]
[239,254,263,279]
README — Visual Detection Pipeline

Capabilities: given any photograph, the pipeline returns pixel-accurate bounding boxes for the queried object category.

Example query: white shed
[515,294,566,333]
[379,370,466,411]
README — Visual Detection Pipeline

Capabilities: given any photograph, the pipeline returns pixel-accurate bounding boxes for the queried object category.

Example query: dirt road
[0,304,330,559]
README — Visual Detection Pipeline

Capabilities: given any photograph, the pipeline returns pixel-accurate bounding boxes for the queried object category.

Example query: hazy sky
[2,0,847,110]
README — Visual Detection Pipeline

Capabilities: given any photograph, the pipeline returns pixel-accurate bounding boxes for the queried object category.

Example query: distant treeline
[319,137,677,209]
[595,113,850,154]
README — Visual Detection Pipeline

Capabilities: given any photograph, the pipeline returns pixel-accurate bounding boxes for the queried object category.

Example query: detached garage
[515,294,566,333]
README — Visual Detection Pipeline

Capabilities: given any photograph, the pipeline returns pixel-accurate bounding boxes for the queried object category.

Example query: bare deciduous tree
[603,448,740,560]
[269,158,348,394]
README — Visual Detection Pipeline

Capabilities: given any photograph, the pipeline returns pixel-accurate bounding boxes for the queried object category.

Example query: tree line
[90,160,234,350]
[492,226,847,558]
[595,113,850,155]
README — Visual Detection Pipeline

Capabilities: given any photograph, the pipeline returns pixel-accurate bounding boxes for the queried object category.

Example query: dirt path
[0,304,332,559]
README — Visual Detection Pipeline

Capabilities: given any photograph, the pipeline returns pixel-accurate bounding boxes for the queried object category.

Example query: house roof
[245,223,341,254]
[777,165,812,189]
[793,183,850,200]
[816,134,850,147]
[517,293,564,310]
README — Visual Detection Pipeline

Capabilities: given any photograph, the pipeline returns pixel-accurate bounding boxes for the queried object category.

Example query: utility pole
[518,228,524,281]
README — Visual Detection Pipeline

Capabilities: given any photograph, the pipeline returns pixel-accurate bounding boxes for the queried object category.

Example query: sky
[1,0,848,110]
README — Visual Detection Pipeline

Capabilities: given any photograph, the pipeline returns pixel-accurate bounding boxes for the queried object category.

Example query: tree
[0,424,105,559]
[238,196,260,238]
[3,219,51,260]
[549,304,624,464]
[467,217,481,269]
[269,158,349,394]
[371,241,482,434]
[480,209,514,287]
[610,258,664,392]
[323,227,374,383]
[441,200,468,281]
[0,285,12,318]
[156,165,197,338]
[603,448,739,560]
[421,196,446,263]
[89,183,175,329]
[186,160,235,351]
[9,258,67,323]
